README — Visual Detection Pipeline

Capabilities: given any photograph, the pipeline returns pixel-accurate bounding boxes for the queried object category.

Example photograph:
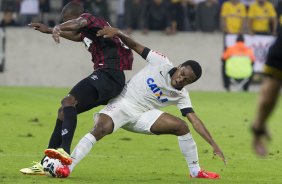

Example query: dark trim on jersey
[169,67,177,77]
[181,107,194,116]
[141,47,150,59]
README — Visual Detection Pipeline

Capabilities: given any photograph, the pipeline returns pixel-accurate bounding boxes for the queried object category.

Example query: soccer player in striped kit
[20,2,133,175]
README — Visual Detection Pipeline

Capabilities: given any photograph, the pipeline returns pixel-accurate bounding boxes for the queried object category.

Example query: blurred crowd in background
[0,0,282,35]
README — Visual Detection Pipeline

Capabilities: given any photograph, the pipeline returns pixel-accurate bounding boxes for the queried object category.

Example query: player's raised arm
[97,27,145,55]
[186,112,226,165]
[52,17,88,43]
[54,17,88,32]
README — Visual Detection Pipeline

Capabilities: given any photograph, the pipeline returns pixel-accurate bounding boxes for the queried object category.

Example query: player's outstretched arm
[97,26,145,55]
[186,112,227,165]
[28,23,52,34]
[28,22,82,42]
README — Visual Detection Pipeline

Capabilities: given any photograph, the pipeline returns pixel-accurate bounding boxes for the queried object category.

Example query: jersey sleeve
[177,89,193,116]
[268,3,277,18]
[79,13,103,32]
[248,48,256,62]
[222,47,232,60]
[240,4,247,17]
[220,3,228,17]
[240,3,247,18]
[141,47,171,65]
[248,5,255,18]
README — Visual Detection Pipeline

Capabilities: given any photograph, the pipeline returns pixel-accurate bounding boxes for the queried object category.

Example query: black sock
[47,119,63,148]
[61,106,77,154]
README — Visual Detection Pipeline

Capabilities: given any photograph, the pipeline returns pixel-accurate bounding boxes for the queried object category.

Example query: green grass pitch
[0,87,282,184]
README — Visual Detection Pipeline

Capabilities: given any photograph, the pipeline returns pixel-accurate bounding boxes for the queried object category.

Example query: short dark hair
[62,1,84,17]
[181,60,202,82]
[236,34,244,42]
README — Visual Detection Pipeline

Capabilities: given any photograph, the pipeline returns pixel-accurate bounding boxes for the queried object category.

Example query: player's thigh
[260,77,281,103]
[150,112,189,136]
[89,69,125,103]
[69,75,99,113]
[123,109,189,136]
[99,97,140,132]
[121,109,163,134]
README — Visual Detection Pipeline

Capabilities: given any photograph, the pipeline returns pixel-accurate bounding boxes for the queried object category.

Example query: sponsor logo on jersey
[90,75,98,80]
[61,129,68,136]
[147,78,168,103]
[83,37,92,49]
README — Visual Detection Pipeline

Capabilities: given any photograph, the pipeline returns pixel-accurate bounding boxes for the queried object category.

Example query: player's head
[171,60,202,90]
[61,1,84,22]
[236,34,244,42]
[257,0,266,4]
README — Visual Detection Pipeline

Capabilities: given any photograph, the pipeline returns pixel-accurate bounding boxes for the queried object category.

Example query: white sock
[69,133,97,172]
[178,133,200,177]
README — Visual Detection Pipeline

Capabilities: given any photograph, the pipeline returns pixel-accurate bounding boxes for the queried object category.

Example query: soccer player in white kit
[56,27,226,179]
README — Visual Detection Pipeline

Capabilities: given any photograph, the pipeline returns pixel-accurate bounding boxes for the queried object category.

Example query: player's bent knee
[91,114,114,141]
[61,95,77,108]
[174,121,189,136]
[91,122,113,141]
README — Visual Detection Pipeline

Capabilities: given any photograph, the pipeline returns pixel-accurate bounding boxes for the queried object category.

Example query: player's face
[171,65,197,89]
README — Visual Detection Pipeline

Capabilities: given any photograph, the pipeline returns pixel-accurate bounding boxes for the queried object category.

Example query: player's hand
[96,26,119,38]
[213,145,227,165]
[52,26,61,43]
[28,22,51,34]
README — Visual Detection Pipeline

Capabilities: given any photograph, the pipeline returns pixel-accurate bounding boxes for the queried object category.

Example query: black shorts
[264,34,282,80]
[69,68,125,114]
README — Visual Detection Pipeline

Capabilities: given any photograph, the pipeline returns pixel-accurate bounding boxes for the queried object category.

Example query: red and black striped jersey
[79,13,133,70]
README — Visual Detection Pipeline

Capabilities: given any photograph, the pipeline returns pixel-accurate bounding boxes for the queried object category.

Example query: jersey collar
[169,67,177,77]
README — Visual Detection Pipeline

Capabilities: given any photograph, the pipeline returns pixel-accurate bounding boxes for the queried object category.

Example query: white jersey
[121,49,193,113]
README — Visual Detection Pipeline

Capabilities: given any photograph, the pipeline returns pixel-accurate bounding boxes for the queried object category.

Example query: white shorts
[97,97,164,134]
